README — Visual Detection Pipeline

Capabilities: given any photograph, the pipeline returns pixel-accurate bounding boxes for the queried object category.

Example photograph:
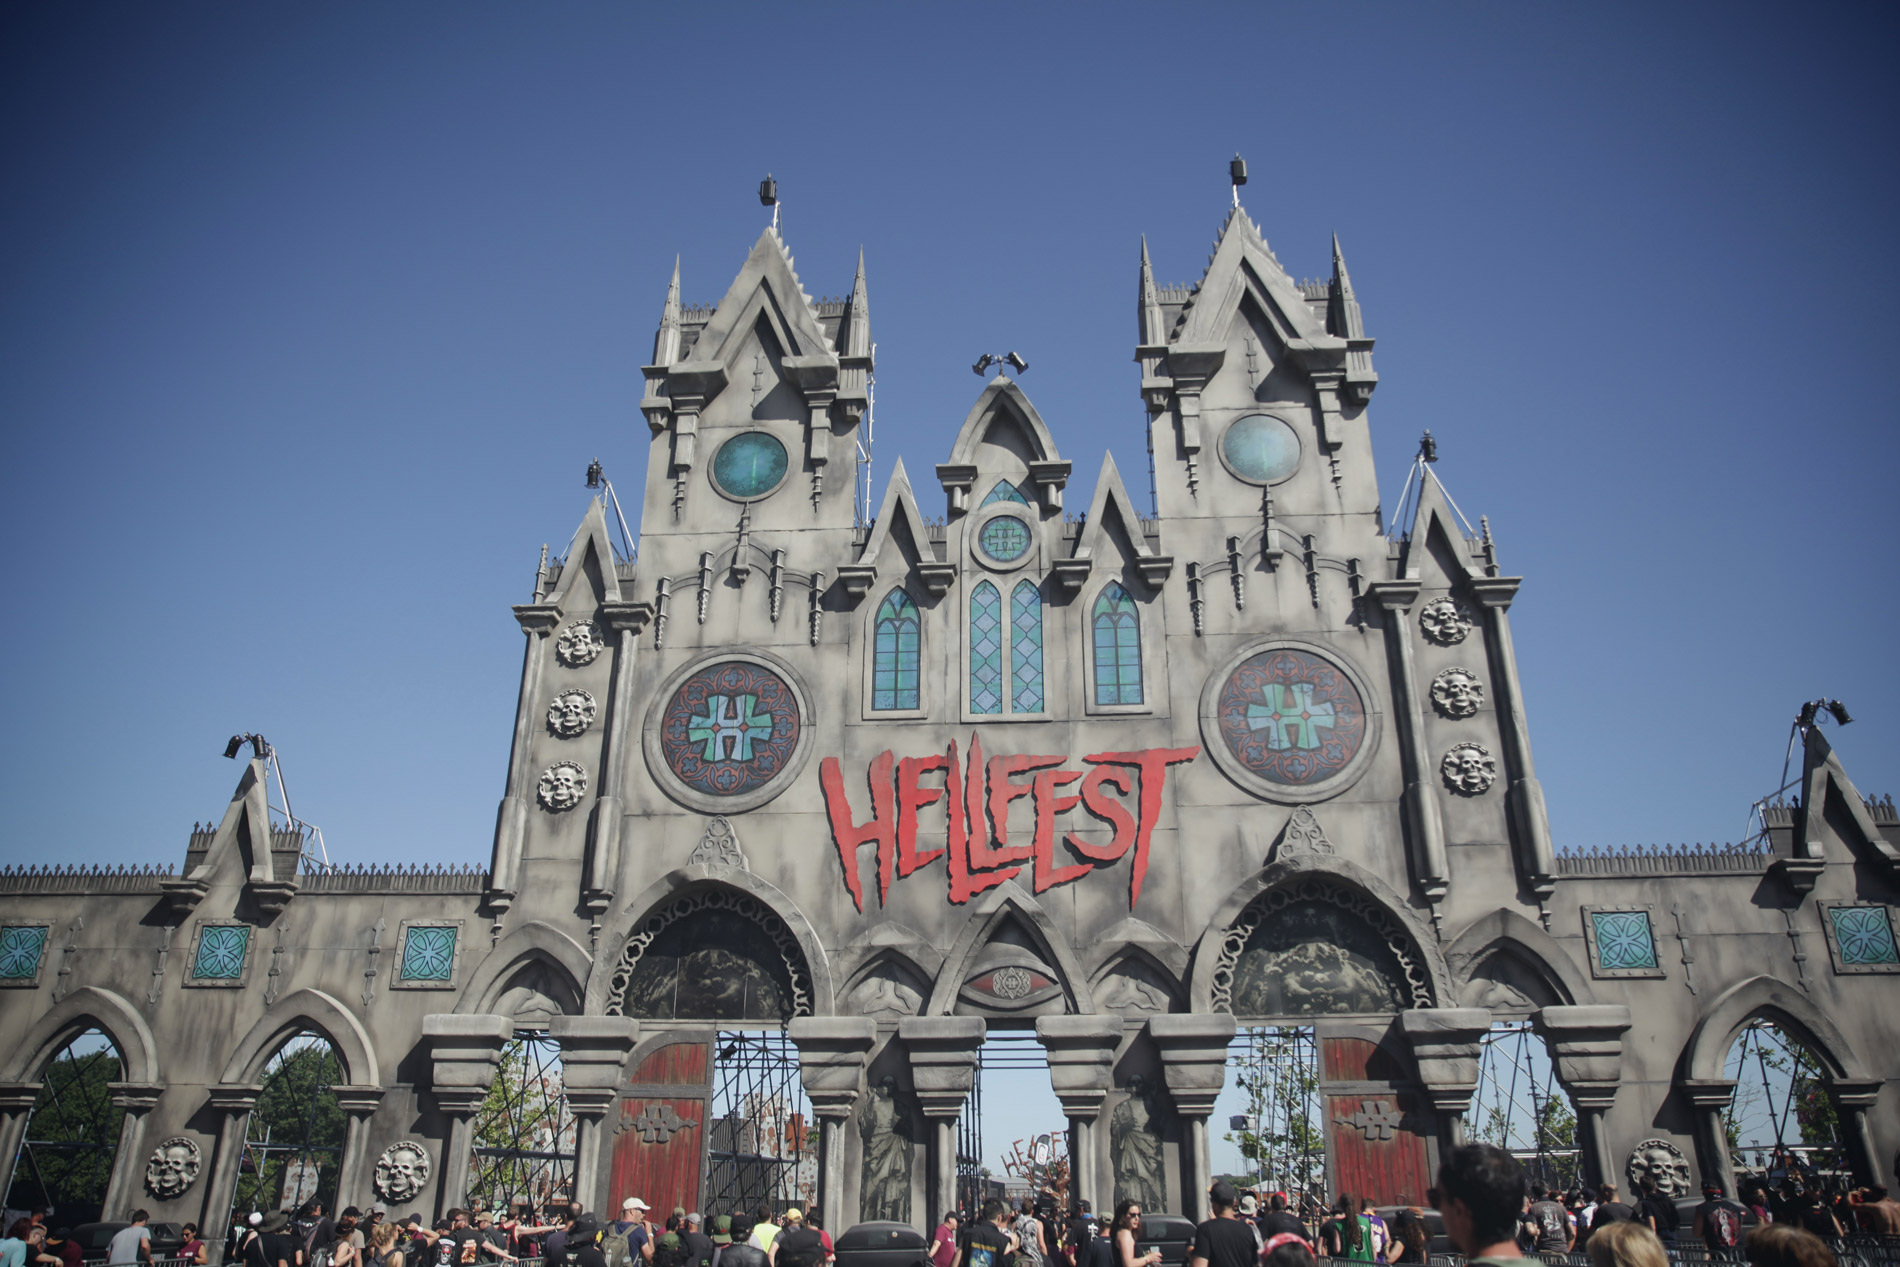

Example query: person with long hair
[1113,1202,1159,1267]
[1587,1221,1669,1267]
[368,1223,406,1267]
[1320,1196,1373,1262]
[1383,1209,1427,1265]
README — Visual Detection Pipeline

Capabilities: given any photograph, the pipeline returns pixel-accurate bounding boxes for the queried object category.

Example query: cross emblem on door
[1334,1100,1405,1141]
[619,1102,698,1145]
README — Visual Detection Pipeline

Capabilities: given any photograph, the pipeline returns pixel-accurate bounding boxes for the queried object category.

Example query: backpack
[600,1226,631,1267]
[1704,1202,1743,1249]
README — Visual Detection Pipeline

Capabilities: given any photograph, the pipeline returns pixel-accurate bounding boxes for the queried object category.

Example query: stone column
[1680,1080,1739,1199]
[0,1083,41,1218]
[1367,581,1450,913]
[584,603,654,921]
[790,1019,878,1228]
[1400,1009,1490,1151]
[101,1082,165,1220]
[899,1018,985,1226]
[1149,1015,1235,1221]
[1828,1079,1883,1186]
[425,1015,516,1214]
[1036,1017,1124,1214]
[332,1086,386,1211]
[488,603,563,910]
[1467,578,1557,908]
[200,1085,261,1257]
[551,1016,642,1213]
[1538,1006,1630,1187]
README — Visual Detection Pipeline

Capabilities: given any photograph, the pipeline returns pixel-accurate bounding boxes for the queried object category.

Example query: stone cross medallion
[1334,1100,1404,1141]
[623,1102,697,1145]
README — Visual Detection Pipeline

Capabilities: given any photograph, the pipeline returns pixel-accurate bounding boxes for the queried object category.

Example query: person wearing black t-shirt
[966,1200,1017,1267]
[1188,1182,1256,1267]
[1255,1195,1305,1245]
[571,1220,608,1267]
[1636,1179,1680,1248]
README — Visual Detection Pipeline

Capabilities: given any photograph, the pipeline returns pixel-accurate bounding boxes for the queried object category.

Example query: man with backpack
[1693,1182,1747,1262]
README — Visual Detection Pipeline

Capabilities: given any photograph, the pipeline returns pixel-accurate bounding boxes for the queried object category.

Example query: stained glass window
[1011,579,1044,713]
[1221,414,1302,484]
[0,926,48,979]
[192,924,250,980]
[873,589,921,711]
[399,925,458,982]
[1589,910,1658,971]
[970,581,1004,714]
[710,431,789,500]
[1827,905,1899,966]
[979,515,1032,563]
[980,479,1031,506]
[1092,583,1142,706]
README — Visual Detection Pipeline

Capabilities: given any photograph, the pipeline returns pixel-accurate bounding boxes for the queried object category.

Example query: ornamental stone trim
[554,620,605,668]
[538,761,589,812]
[546,688,598,738]
[1428,668,1485,719]
[604,888,812,1019]
[1418,597,1474,646]
[1440,743,1497,795]
[373,1140,432,1204]
[1210,877,1434,1014]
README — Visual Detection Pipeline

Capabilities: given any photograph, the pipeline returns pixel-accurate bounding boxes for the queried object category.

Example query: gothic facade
[2,206,1897,1243]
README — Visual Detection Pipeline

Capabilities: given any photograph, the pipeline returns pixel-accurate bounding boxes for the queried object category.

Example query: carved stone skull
[1626,1138,1692,1201]
[1429,668,1485,719]
[143,1136,202,1199]
[537,761,588,812]
[554,621,603,668]
[1440,742,1497,795]
[1418,597,1473,646]
[373,1141,431,1204]
[545,689,598,738]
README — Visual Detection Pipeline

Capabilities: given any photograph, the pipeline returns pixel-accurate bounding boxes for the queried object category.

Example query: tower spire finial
[653,255,682,366]
[1138,235,1164,346]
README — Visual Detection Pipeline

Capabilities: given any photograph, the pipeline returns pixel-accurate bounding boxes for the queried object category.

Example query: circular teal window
[1220,414,1302,485]
[710,431,789,500]
[979,515,1031,562]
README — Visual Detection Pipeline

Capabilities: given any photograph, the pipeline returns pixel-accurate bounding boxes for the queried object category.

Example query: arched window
[980,478,1031,507]
[872,589,921,711]
[470,1031,576,1211]
[1722,1020,1841,1182]
[1010,579,1044,712]
[9,1029,125,1214]
[1464,1021,1580,1191]
[969,579,1044,716]
[1091,582,1142,705]
[235,1032,344,1218]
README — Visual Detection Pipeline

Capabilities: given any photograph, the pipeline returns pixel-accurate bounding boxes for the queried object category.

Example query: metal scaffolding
[234,1032,345,1218]
[1724,1019,1843,1182]
[469,1032,577,1212]
[705,1031,814,1215]
[9,1029,125,1220]
[1227,1027,1325,1201]
[1464,1022,1579,1191]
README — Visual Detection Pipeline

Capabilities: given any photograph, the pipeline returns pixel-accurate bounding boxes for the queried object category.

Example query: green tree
[234,1039,345,1216]
[469,1039,571,1210]
[1223,1029,1324,1196]
[8,1037,125,1215]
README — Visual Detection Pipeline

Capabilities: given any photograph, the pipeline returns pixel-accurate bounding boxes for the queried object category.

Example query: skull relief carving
[546,688,598,738]
[538,761,589,812]
[1418,598,1474,646]
[373,1140,432,1204]
[554,620,604,668]
[1625,1138,1692,1201]
[1429,668,1485,719]
[143,1136,202,1199]
[1441,743,1497,795]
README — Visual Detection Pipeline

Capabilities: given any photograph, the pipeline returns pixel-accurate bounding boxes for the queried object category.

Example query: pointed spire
[841,247,871,358]
[1328,235,1362,338]
[1139,235,1165,346]
[836,247,873,423]
[653,255,682,367]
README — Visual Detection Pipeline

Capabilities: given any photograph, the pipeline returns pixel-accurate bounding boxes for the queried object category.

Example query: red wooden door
[1322,1037,1432,1208]
[608,1038,712,1215]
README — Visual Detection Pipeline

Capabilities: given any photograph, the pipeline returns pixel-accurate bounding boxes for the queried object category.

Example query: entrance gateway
[2,187,1897,1245]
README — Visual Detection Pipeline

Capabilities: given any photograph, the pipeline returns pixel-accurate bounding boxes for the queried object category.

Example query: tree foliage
[7,1035,125,1216]
[1222,1028,1325,1195]
[234,1038,345,1216]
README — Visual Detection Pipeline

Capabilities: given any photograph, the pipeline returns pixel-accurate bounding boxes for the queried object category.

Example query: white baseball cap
[624,1199,650,1212]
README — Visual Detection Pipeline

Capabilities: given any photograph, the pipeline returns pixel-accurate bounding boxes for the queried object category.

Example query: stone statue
[143,1136,202,1199]
[1110,1075,1166,1213]
[374,1140,432,1204]
[858,1075,914,1224]
[1625,1138,1692,1201]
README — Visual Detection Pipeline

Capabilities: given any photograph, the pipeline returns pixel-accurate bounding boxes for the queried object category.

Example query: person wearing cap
[471,1213,519,1265]
[259,1213,298,1267]
[767,1211,822,1267]
[680,1216,713,1267]
[1188,1182,1254,1267]
[569,1218,607,1267]
[612,1199,654,1267]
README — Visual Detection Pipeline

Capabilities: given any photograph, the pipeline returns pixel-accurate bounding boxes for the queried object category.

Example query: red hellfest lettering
[819,733,1200,913]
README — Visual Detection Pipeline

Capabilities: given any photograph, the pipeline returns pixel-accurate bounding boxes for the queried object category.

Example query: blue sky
[3,1,1896,876]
